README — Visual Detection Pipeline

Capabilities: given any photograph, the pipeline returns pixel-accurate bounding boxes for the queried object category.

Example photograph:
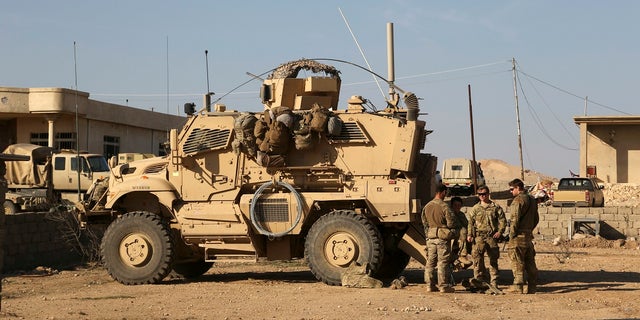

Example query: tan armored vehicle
[80,46,437,285]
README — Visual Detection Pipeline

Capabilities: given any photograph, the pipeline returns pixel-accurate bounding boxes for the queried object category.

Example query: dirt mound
[560,235,639,249]
[479,159,557,186]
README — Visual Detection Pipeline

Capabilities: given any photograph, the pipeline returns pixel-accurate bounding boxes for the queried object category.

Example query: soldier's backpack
[326,116,343,136]
[294,132,314,151]
[260,120,290,155]
[309,104,330,133]
[254,118,268,147]
[232,113,258,157]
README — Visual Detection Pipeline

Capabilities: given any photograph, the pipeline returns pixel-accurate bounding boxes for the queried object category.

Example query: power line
[515,61,579,145]
[516,69,632,115]
[516,71,578,151]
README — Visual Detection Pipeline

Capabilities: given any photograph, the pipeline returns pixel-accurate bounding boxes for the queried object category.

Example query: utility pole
[468,84,478,194]
[512,58,525,181]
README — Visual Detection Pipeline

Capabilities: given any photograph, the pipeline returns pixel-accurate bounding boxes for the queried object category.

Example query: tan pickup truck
[550,177,604,207]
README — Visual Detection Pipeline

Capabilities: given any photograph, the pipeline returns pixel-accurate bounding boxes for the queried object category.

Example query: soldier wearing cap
[467,186,506,287]
[507,178,539,294]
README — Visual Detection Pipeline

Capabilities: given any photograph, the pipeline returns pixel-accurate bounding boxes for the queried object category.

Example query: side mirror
[109,156,118,168]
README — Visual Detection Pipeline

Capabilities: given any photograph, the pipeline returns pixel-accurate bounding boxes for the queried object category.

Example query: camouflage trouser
[472,235,500,283]
[508,234,538,286]
[450,238,470,264]
[425,238,452,288]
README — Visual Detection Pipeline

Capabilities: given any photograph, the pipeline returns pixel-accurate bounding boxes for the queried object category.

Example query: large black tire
[101,211,174,285]
[304,210,383,286]
[171,260,213,279]
[3,200,18,214]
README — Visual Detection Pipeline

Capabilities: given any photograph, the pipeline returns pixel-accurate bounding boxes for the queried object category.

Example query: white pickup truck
[550,177,605,207]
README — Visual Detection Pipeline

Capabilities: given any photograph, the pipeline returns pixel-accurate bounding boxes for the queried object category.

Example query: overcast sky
[2,0,638,179]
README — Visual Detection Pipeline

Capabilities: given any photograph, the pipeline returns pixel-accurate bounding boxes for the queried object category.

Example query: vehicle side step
[205,254,257,263]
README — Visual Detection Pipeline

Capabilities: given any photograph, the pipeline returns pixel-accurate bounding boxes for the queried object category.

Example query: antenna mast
[204,50,213,111]
[73,41,82,201]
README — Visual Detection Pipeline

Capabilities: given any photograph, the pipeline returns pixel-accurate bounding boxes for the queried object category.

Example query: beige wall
[576,116,640,183]
[1,87,185,156]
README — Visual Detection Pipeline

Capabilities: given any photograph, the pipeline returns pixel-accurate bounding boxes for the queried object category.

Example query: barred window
[30,132,76,149]
[55,132,76,150]
[30,132,49,146]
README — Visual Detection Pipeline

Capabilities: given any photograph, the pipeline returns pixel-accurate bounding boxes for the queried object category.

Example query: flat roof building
[0,87,185,158]
[574,115,640,183]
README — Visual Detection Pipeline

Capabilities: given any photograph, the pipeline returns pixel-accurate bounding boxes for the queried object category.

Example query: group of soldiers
[422,178,539,294]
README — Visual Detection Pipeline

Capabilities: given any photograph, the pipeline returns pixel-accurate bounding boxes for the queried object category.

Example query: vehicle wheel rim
[119,233,153,267]
[324,232,359,267]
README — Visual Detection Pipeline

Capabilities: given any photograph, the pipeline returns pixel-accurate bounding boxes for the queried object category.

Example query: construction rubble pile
[602,183,640,207]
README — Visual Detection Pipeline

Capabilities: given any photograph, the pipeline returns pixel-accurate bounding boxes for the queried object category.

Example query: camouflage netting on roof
[268,59,341,80]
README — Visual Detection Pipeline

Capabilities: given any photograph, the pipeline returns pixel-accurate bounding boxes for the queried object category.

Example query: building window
[104,136,120,159]
[30,132,76,150]
[30,132,49,146]
[56,132,76,150]
[158,142,167,156]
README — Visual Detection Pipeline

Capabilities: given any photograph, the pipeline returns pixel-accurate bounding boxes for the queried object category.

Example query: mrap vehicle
[79,33,438,286]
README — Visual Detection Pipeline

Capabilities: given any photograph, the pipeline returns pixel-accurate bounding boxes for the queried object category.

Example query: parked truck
[3,144,110,214]
[441,158,485,196]
[77,44,440,285]
[550,177,604,207]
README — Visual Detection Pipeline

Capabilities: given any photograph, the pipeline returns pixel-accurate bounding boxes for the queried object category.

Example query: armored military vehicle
[79,30,438,285]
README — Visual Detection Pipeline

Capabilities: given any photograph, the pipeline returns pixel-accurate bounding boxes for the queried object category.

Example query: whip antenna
[338,7,386,100]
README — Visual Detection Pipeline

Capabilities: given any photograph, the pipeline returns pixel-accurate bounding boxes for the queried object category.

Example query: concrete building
[0,87,185,158]
[574,115,640,183]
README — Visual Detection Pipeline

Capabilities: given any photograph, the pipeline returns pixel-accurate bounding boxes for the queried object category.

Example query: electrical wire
[516,69,632,115]
[515,61,579,146]
[516,71,578,151]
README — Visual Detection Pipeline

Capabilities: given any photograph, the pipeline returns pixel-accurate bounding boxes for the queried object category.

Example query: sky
[1,0,638,179]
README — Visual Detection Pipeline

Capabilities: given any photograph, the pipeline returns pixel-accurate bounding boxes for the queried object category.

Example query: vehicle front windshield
[87,156,110,172]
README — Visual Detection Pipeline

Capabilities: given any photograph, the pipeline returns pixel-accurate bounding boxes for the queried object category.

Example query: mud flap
[398,223,426,265]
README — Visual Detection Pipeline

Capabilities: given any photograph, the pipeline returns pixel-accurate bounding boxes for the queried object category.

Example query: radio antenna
[204,50,214,111]
[73,41,81,201]
[338,7,386,101]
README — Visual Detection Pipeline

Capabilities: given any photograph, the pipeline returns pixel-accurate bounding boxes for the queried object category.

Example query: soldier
[507,178,539,294]
[450,196,472,269]
[422,184,458,293]
[467,186,506,287]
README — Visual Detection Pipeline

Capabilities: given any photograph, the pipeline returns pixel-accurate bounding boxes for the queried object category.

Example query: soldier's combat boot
[527,284,537,294]
[507,284,524,294]
[439,286,455,293]
[426,285,437,292]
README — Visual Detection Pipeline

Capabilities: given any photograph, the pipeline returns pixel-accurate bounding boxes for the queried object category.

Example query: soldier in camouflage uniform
[450,196,472,269]
[422,184,458,293]
[467,186,506,287]
[507,178,539,294]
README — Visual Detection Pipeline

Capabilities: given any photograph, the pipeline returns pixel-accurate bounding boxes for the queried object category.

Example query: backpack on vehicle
[309,104,330,133]
[232,113,258,158]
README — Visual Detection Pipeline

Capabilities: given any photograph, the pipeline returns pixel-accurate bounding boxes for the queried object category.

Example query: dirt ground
[1,238,639,320]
